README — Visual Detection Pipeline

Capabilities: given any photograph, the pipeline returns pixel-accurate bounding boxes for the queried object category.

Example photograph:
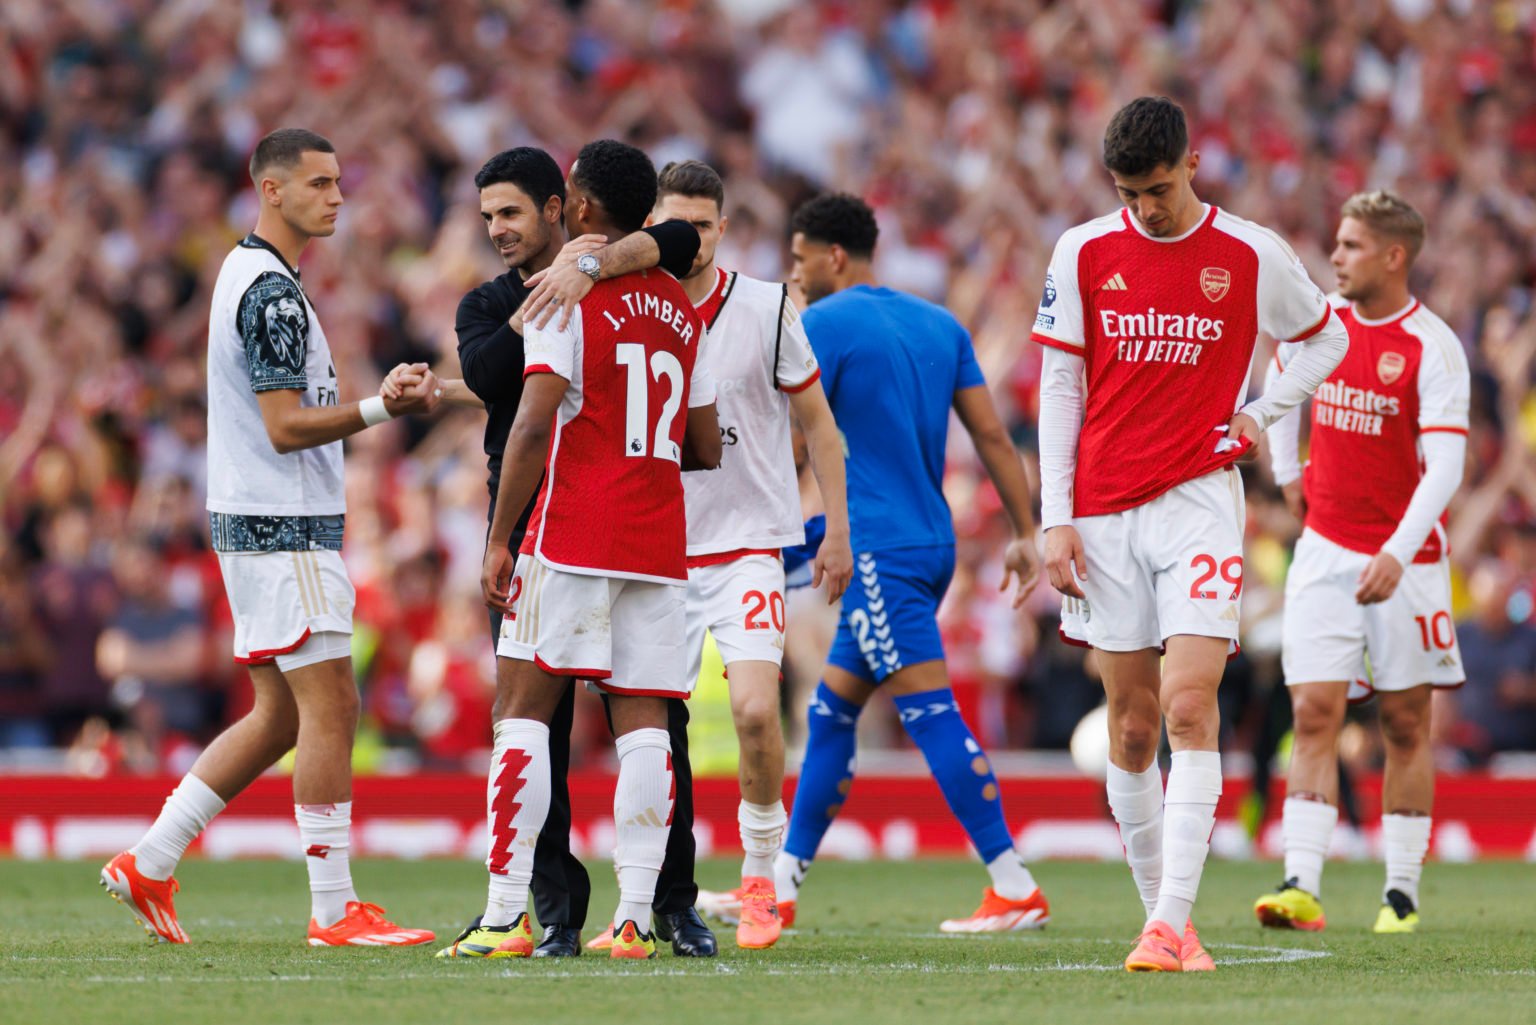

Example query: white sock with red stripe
[483,718,550,928]
[739,800,786,880]
[131,773,225,881]
[1381,813,1431,906]
[1150,750,1222,932]
[1106,760,1164,917]
[295,801,358,928]
[613,727,672,929]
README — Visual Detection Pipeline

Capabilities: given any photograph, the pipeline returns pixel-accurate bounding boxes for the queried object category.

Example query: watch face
[578,254,599,273]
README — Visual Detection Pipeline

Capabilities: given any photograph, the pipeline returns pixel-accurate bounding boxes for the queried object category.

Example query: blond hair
[1340,189,1426,263]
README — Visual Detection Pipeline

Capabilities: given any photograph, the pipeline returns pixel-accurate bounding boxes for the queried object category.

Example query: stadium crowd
[2,0,1534,778]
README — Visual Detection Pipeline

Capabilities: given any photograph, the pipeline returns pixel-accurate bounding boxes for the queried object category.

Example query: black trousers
[487,608,697,928]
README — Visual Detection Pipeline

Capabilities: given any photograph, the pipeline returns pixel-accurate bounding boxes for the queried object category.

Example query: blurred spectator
[1444,560,1536,760]
[3,0,1535,766]
[95,536,209,769]
[30,504,117,741]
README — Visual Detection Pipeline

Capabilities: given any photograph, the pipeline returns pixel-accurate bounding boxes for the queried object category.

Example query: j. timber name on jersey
[1098,308,1226,366]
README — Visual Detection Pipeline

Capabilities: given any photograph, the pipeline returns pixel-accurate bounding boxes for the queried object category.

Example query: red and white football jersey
[1032,205,1332,516]
[520,269,714,583]
[1280,297,1470,562]
[683,268,820,559]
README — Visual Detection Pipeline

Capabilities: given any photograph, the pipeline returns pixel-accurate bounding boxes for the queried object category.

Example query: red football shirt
[520,269,715,582]
[1032,205,1333,517]
[1282,297,1470,562]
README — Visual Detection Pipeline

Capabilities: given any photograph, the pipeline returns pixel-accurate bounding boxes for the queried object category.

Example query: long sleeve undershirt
[1037,345,1086,530]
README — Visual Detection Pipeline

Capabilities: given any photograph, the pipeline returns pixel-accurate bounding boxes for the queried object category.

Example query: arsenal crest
[1200,267,1230,302]
[1378,351,1406,385]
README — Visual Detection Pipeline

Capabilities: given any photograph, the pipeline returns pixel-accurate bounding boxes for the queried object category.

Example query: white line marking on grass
[2,945,1331,985]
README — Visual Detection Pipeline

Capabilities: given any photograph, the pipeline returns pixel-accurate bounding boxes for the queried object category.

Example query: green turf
[2,858,1532,1024]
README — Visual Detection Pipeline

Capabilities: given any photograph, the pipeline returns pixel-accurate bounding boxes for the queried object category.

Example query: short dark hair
[473,147,566,206]
[789,193,879,258]
[249,128,335,183]
[656,160,725,210]
[570,140,658,234]
[1102,97,1189,177]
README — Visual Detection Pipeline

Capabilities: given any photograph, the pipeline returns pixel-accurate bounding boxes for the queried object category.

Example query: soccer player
[774,192,1048,935]
[385,147,712,957]
[643,160,853,950]
[101,129,439,947]
[1253,191,1468,935]
[439,140,720,961]
[1035,96,1349,972]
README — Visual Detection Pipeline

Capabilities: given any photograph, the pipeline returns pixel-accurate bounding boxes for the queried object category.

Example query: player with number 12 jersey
[449,141,718,963]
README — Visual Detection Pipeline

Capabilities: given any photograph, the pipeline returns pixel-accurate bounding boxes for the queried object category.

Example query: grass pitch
[3,858,1532,1025]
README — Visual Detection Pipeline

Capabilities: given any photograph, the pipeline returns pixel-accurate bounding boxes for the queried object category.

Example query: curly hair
[473,147,565,207]
[789,192,879,258]
[570,140,658,234]
[1102,97,1188,177]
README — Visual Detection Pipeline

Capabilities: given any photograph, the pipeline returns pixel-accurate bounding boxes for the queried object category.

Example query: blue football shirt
[802,285,986,552]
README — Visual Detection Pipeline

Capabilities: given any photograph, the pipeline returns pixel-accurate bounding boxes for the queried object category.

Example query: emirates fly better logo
[1200,267,1230,302]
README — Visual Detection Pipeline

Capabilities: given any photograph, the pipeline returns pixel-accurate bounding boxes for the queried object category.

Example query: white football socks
[984,850,1039,900]
[1381,813,1431,906]
[295,801,358,927]
[483,718,551,928]
[1281,796,1338,896]
[773,851,810,903]
[1105,760,1164,918]
[131,773,225,881]
[739,799,787,881]
[1150,750,1222,932]
[613,727,673,930]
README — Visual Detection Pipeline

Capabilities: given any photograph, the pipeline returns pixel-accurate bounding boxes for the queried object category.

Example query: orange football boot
[735,876,782,949]
[939,886,1050,933]
[1181,919,1215,971]
[101,851,188,944]
[307,901,435,947]
[1125,920,1184,972]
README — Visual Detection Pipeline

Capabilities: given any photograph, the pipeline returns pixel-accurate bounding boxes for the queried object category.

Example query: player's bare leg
[1375,684,1433,932]
[607,694,673,959]
[882,661,1048,932]
[726,660,788,947]
[103,665,299,943]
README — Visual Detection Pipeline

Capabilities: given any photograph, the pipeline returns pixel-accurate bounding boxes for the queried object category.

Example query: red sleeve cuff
[1287,305,1333,343]
[1031,333,1085,355]
[1420,425,1469,436]
[523,363,556,378]
[781,368,822,393]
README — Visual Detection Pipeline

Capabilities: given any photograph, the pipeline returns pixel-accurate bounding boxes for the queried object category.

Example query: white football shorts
[1060,468,1244,653]
[497,554,690,698]
[1282,527,1464,698]
[217,550,354,666]
[684,553,786,693]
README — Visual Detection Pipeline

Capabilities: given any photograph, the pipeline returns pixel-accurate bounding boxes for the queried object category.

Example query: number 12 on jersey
[617,342,684,463]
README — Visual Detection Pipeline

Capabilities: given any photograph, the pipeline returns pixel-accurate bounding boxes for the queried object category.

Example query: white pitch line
[0,945,1334,985]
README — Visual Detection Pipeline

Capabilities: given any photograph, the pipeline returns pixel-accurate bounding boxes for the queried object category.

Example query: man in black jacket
[385,147,715,957]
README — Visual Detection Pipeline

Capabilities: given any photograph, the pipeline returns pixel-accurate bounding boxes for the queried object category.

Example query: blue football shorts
[826,544,955,683]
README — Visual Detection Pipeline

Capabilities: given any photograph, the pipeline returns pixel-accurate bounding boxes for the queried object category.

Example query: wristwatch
[576,253,601,282]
